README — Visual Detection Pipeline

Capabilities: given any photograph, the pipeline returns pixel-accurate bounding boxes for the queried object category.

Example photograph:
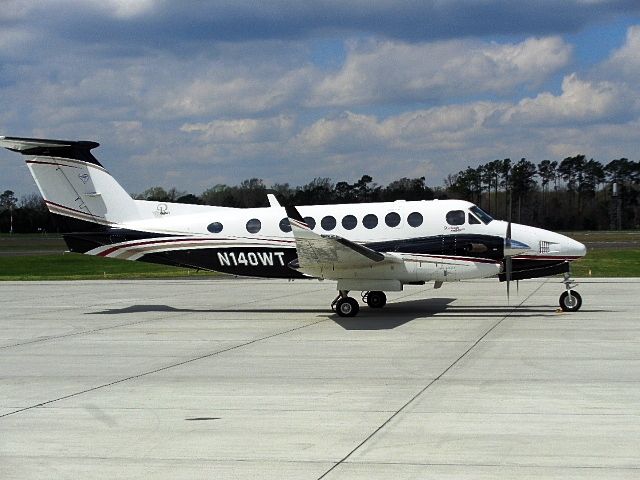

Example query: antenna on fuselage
[266,193,281,208]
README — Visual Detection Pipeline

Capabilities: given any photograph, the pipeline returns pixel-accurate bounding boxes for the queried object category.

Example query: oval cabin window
[407,212,423,227]
[321,216,337,231]
[342,215,357,230]
[279,217,291,232]
[362,214,378,229]
[246,218,262,233]
[207,222,223,233]
[304,216,316,230]
[385,212,401,227]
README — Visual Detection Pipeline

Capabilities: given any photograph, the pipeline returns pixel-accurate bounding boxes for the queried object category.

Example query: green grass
[0,233,66,253]
[570,248,640,277]
[0,254,218,280]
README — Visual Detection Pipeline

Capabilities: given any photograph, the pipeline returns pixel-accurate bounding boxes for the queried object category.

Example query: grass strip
[570,248,640,277]
[0,254,218,280]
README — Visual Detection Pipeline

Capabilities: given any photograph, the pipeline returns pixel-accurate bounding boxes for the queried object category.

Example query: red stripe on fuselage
[97,236,296,257]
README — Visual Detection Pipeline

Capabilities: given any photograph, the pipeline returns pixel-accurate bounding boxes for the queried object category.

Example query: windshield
[469,205,493,224]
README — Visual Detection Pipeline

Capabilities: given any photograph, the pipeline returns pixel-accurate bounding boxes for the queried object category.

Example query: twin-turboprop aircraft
[1,136,587,317]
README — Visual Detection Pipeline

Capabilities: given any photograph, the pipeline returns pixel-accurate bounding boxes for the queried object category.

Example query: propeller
[504,191,513,302]
[505,222,512,302]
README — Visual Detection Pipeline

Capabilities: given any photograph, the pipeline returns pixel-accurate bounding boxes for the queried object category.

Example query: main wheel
[559,290,582,312]
[336,297,360,317]
[366,291,387,308]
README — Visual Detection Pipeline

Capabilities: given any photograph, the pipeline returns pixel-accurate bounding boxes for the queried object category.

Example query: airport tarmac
[1,277,639,479]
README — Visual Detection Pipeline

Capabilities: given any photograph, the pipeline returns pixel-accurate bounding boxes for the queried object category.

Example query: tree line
[1,155,638,233]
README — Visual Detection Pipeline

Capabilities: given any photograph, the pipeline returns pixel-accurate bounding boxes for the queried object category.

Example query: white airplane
[1,136,587,316]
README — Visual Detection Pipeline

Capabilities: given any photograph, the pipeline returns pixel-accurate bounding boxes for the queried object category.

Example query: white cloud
[602,25,640,80]
[499,73,636,126]
[181,116,295,144]
[310,36,571,106]
[55,0,157,19]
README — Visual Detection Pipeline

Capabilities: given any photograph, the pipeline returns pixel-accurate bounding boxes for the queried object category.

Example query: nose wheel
[559,270,582,312]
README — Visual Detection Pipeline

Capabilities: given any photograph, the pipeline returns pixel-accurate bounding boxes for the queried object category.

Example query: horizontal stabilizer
[0,136,102,166]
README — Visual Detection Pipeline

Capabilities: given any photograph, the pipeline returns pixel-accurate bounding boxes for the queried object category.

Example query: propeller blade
[505,255,512,302]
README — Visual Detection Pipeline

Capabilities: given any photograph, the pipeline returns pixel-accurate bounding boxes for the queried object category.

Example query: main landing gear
[559,270,582,312]
[331,290,387,317]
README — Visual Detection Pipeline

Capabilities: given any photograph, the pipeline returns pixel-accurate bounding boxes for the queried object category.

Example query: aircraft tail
[0,136,142,226]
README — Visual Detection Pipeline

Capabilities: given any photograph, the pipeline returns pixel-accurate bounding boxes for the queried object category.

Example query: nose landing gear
[559,270,582,312]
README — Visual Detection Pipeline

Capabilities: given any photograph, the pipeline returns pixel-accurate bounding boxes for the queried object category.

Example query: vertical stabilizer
[0,136,141,225]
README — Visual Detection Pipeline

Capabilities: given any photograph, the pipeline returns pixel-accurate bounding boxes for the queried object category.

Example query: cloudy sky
[2,1,640,197]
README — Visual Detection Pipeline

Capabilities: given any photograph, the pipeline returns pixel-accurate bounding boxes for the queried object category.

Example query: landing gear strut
[331,290,388,317]
[559,269,582,312]
[332,290,359,317]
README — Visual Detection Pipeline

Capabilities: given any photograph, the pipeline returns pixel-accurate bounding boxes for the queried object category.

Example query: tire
[336,297,359,317]
[559,290,582,312]
[366,291,387,308]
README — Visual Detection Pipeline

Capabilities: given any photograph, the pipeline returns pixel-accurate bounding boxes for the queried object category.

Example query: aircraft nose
[563,236,587,258]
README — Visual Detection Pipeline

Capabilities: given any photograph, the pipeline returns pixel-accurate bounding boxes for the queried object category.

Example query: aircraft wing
[285,206,400,270]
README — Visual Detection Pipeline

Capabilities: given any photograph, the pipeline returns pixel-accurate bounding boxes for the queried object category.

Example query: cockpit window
[446,210,465,226]
[468,214,481,225]
[469,205,493,224]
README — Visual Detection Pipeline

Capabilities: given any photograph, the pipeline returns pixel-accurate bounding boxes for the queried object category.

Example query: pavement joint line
[339,461,640,470]
[0,316,330,419]
[316,279,548,480]
[0,286,328,350]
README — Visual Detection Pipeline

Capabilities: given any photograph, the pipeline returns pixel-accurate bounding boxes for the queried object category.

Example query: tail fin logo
[156,203,170,216]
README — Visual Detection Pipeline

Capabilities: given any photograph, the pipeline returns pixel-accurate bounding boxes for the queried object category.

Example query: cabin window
[321,215,336,231]
[207,222,223,233]
[246,218,262,233]
[407,212,423,227]
[363,214,378,229]
[446,210,465,225]
[279,217,291,232]
[342,214,357,230]
[304,216,316,230]
[385,212,401,227]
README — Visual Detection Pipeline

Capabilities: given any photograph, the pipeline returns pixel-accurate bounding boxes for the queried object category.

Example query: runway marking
[316,279,549,480]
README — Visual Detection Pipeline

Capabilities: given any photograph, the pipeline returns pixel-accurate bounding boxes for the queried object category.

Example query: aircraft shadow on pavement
[87,300,608,330]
